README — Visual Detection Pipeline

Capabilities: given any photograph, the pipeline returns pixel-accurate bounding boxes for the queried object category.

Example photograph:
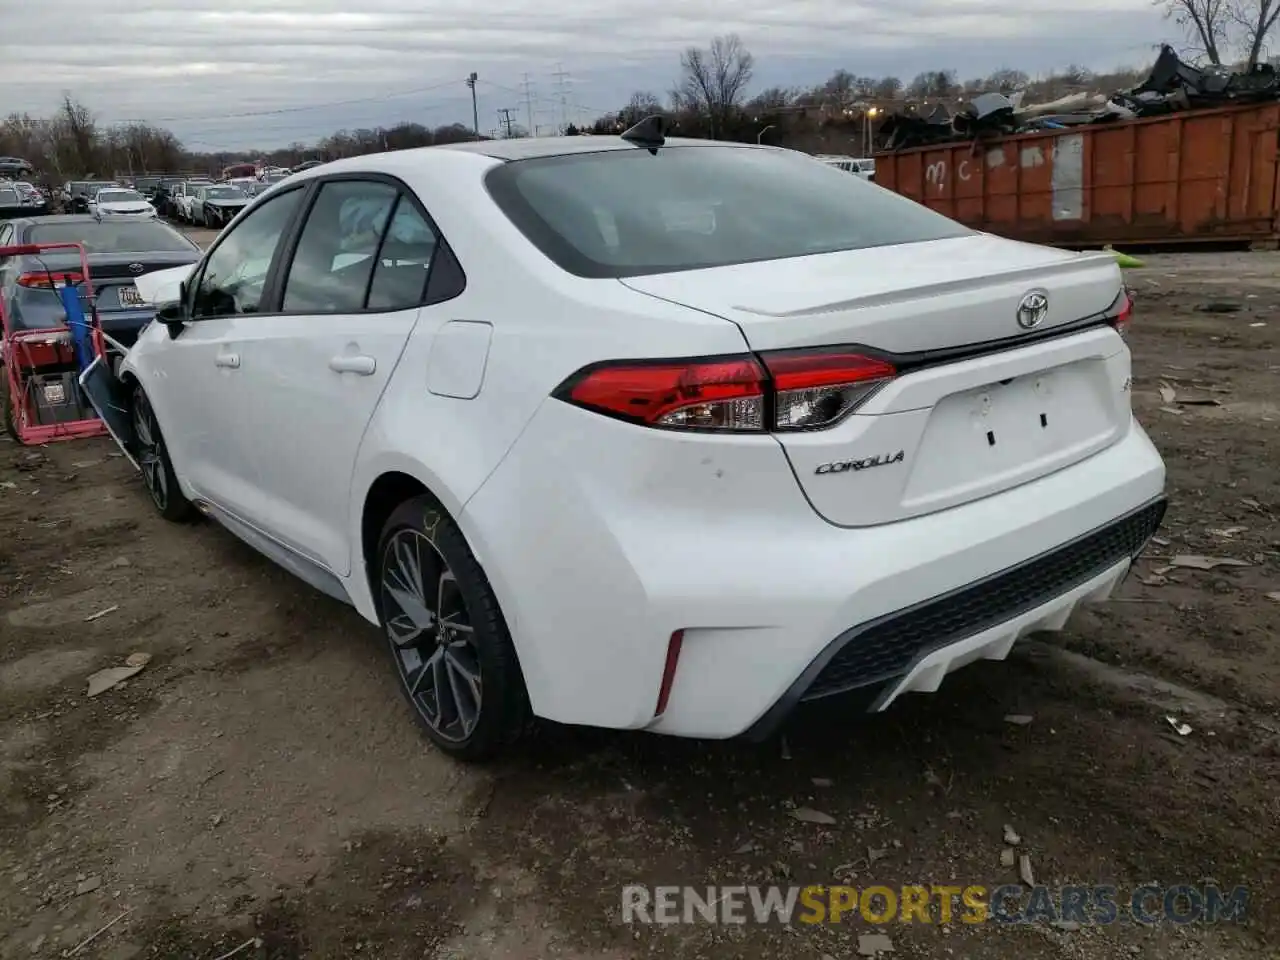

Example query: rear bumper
[743,496,1165,740]
[463,400,1167,739]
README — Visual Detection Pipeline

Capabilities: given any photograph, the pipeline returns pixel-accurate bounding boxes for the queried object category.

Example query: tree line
[0,30,1214,180]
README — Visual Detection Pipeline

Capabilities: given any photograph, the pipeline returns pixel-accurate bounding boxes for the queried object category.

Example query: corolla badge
[128,262,144,274]
[814,450,905,475]
[1016,290,1049,329]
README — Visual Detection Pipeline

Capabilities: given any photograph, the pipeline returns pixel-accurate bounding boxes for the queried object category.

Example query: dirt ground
[1,249,1278,959]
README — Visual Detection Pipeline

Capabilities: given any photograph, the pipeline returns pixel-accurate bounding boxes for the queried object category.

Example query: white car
[92,129,1166,761]
[89,188,157,219]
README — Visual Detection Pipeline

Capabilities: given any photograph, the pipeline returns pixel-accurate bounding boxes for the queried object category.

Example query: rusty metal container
[874,102,1280,245]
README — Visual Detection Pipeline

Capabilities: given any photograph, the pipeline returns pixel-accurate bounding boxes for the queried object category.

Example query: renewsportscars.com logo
[621,884,1249,926]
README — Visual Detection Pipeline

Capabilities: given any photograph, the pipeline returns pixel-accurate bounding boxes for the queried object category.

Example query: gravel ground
[0,250,1277,959]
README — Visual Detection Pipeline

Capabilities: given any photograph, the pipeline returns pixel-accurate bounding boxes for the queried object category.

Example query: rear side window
[485,145,970,278]
[281,180,399,313]
[366,199,437,310]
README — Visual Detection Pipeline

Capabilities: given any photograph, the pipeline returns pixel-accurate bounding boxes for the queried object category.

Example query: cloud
[1,0,1168,149]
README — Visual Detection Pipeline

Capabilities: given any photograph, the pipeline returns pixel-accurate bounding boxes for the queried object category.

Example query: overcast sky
[1,0,1171,150]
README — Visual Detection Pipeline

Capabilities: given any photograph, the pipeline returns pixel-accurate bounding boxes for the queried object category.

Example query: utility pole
[552,63,571,134]
[520,74,536,137]
[465,72,480,140]
[497,107,515,139]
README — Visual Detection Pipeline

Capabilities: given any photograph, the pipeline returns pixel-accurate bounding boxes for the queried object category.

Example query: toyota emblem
[128,262,144,274]
[1016,290,1049,329]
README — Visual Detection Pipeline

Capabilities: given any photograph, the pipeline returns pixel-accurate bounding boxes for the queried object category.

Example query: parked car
[0,156,34,179]
[818,155,876,180]
[191,184,249,227]
[88,188,158,220]
[64,181,120,213]
[0,214,201,350]
[99,134,1166,761]
[169,182,207,222]
[0,184,25,220]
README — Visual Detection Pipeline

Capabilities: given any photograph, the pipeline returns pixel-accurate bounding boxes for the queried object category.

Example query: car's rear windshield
[484,145,971,278]
[99,190,144,203]
[0,187,18,205]
[28,220,196,254]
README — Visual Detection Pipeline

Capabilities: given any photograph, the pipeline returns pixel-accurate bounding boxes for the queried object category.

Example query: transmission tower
[552,63,571,133]
[520,74,536,136]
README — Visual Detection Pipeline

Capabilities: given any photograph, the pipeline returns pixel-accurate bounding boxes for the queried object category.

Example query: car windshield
[485,145,971,278]
[206,187,244,199]
[28,220,196,254]
[0,187,18,204]
[99,190,144,203]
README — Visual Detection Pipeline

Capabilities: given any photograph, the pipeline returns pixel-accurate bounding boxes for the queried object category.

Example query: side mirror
[154,300,188,339]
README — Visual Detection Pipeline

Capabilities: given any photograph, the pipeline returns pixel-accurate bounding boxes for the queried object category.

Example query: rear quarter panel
[343,150,751,615]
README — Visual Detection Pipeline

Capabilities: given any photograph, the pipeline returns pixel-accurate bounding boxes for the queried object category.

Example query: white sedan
[91,123,1166,761]
[89,187,157,219]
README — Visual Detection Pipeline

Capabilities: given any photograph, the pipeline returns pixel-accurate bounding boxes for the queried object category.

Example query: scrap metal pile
[877,45,1280,151]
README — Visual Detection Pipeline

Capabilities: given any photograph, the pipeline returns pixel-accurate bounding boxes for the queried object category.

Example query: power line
[106,78,471,125]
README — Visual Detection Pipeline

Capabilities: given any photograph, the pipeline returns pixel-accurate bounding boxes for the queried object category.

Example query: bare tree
[985,68,1030,92]
[674,34,754,138]
[873,76,903,100]
[1155,0,1230,64]
[1231,0,1280,65]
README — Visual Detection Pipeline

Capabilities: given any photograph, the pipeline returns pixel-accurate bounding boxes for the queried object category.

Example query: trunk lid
[86,253,199,312]
[621,233,1132,527]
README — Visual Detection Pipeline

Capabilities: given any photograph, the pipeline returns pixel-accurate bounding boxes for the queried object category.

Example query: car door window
[0,224,12,246]
[191,187,304,319]
[365,197,438,310]
[281,180,398,314]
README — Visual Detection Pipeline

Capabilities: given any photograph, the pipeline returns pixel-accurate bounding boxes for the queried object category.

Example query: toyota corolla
[83,122,1166,761]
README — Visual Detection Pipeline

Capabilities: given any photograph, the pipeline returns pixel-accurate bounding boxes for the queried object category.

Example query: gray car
[0,215,201,349]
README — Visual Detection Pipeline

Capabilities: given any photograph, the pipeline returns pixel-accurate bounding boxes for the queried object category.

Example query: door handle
[329,354,376,376]
[215,352,240,369]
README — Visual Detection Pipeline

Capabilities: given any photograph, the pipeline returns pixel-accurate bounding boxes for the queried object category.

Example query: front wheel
[131,385,195,522]
[375,495,530,761]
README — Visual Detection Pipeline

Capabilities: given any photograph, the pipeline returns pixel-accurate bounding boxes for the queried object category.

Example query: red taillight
[1109,289,1133,338]
[17,271,83,289]
[761,349,897,431]
[561,356,767,431]
[556,349,896,433]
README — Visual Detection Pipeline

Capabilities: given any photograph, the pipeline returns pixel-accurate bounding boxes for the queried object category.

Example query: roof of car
[434,135,753,162]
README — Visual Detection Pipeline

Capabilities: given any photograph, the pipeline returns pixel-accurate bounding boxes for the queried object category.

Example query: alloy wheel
[380,529,483,743]
[132,392,168,511]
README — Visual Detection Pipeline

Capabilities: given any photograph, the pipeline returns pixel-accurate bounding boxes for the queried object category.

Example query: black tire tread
[132,385,196,523]
[377,494,532,761]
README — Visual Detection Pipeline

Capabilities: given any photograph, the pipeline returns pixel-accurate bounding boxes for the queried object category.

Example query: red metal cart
[1,241,109,445]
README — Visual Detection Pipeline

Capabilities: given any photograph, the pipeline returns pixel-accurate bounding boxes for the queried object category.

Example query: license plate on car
[118,285,145,308]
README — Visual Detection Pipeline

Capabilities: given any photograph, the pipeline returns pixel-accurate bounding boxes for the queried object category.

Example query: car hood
[98,201,154,213]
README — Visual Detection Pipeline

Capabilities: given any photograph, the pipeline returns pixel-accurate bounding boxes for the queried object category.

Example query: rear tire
[374,495,530,761]
[131,385,195,523]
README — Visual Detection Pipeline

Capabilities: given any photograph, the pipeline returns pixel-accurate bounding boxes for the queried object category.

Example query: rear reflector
[654,630,684,717]
[555,350,896,433]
